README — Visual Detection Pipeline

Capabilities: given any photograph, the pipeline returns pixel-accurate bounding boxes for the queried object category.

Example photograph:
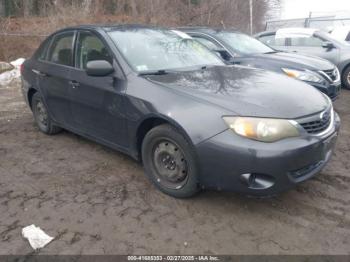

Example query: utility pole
[249,0,253,35]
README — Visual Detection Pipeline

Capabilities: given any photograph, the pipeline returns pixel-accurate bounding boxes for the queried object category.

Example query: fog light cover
[240,173,275,190]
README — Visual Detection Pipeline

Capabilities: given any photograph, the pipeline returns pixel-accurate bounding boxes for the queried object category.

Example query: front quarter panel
[125,75,232,153]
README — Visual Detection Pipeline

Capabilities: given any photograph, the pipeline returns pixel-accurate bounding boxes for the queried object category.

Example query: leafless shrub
[0,0,282,61]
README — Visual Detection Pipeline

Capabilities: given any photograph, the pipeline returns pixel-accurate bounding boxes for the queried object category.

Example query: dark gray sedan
[179,27,341,99]
[21,25,340,198]
[256,28,350,89]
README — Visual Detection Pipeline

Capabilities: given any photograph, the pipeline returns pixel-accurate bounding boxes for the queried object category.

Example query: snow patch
[0,58,25,87]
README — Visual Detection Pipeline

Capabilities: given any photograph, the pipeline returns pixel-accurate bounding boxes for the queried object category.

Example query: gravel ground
[0,81,349,255]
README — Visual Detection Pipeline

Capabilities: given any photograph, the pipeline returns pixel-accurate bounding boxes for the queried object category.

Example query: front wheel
[141,124,200,198]
[342,66,350,90]
[32,92,62,135]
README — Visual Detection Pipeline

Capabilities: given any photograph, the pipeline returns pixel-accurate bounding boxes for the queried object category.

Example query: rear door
[69,30,128,147]
[36,31,76,127]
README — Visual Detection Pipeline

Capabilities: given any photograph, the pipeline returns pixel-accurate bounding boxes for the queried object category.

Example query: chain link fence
[266,17,350,31]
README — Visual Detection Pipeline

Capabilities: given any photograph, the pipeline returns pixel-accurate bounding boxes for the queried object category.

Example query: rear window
[48,32,75,66]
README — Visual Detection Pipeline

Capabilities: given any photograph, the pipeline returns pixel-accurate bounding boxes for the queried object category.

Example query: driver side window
[192,36,232,62]
[193,36,222,51]
[75,32,113,69]
[290,36,324,47]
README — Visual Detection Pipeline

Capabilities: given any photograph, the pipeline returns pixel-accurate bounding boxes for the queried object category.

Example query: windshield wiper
[264,51,278,54]
[138,65,217,76]
[138,70,171,76]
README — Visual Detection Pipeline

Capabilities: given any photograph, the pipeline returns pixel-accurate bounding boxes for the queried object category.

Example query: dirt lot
[0,81,349,255]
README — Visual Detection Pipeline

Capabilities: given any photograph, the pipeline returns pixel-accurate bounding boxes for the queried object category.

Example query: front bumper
[310,81,341,101]
[195,113,341,196]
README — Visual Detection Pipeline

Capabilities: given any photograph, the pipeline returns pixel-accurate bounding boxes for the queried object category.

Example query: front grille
[321,68,339,82]
[299,108,332,134]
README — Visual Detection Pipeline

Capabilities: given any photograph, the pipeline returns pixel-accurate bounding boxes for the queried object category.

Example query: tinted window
[37,38,51,61]
[290,36,324,47]
[346,32,350,42]
[107,29,223,72]
[76,32,113,69]
[192,36,222,50]
[259,35,286,46]
[48,32,74,66]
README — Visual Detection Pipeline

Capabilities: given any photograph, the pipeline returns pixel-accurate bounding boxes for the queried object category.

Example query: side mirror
[322,41,335,50]
[213,49,234,63]
[86,60,114,77]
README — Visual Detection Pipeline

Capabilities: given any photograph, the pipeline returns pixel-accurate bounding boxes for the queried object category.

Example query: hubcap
[153,140,188,189]
[36,101,48,127]
[347,72,350,85]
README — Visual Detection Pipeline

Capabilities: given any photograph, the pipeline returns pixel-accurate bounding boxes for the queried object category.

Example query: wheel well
[341,63,350,77]
[27,88,38,110]
[136,117,169,159]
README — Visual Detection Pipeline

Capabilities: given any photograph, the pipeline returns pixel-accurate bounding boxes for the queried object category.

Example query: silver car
[256,28,350,89]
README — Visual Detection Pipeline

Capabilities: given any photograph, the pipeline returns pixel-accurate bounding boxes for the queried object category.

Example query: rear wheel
[342,66,350,90]
[32,93,62,135]
[142,124,200,198]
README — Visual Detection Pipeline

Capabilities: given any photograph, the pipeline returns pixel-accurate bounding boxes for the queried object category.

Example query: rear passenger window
[36,38,51,61]
[75,32,113,69]
[48,32,74,66]
[290,36,323,47]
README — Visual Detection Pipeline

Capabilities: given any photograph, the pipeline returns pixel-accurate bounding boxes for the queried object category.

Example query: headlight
[282,68,324,83]
[223,117,300,142]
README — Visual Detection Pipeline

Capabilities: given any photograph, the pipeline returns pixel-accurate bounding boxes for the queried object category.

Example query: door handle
[32,69,49,77]
[69,80,80,88]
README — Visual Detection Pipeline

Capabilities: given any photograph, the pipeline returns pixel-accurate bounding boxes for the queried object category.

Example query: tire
[141,124,200,198]
[342,66,350,90]
[31,92,62,135]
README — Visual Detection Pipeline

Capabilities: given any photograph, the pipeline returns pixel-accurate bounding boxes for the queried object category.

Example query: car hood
[144,66,329,119]
[249,52,335,71]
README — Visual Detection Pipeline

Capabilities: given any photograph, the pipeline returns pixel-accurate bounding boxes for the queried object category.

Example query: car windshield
[216,32,274,55]
[322,32,350,46]
[107,28,224,73]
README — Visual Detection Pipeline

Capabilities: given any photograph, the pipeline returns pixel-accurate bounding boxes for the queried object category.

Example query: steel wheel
[35,100,49,130]
[142,124,200,198]
[152,139,189,190]
[347,71,350,85]
[31,92,62,135]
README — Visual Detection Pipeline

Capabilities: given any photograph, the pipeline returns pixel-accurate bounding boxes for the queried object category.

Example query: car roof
[55,24,168,33]
[177,26,240,35]
[255,30,277,37]
[256,28,321,37]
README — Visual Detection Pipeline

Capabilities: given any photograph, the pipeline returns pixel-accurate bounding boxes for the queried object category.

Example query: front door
[287,35,339,65]
[69,31,128,148]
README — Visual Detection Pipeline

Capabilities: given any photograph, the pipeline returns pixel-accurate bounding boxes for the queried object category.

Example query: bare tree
[130,0,138,17]
[0,0,5,17]
[83,0,92,14]
[23,0,34,17]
